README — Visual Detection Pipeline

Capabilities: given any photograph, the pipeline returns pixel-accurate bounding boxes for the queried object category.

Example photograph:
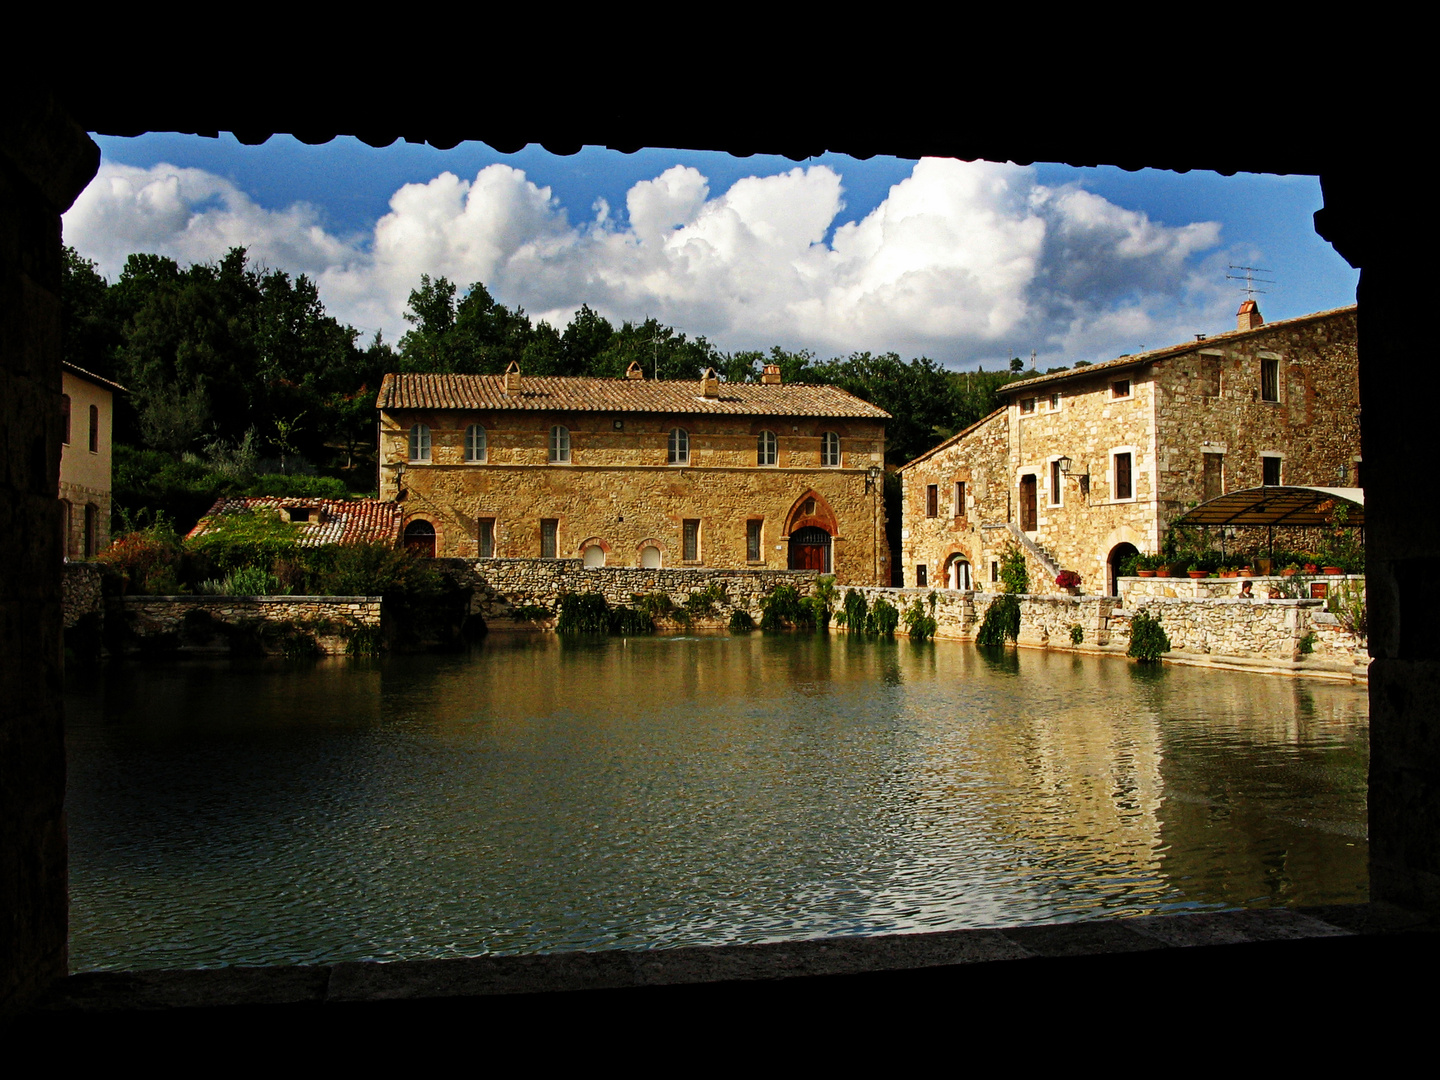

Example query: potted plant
[1322,565,1344,576]
[1055,569,1082,595]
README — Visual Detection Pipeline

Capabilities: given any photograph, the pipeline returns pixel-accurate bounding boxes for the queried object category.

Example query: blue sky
[65,133,1358,371]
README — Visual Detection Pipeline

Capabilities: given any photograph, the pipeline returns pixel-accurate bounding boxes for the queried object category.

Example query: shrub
[728,610,756,632]
[185,508,299,574]
[903,592,938,640]
[557,592,613,633]
[1000,545,1029,594]
[632,592,674,620]
[314,542,443,599]
[1327,581,1367,641]
[840,588,868,631]
[512,604,551,621]
[1070,624,1084,645]
[97,517,185,594]
[865,597,900,637]
[760,583,817,631]
[1127,610,1171,662]
[224,566,288,596]
[345,623,384,656]
[683,582,727,619]
[1299,631,1317,656]
[976,593,1020,646]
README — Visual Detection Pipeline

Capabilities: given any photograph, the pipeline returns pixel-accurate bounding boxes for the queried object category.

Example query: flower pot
[1188,570,1208,579]
[1281,567,1298,577]
[1137,570,1155,578]
[1322,566,1344,576]
[1155,568,1171,578]
[1304,564,1318,574]
[1239,567,1253,577]
[1219,570,1238,578]
[1257,559,1273,576]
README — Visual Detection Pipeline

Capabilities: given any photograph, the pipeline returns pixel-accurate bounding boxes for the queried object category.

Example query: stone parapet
[61,562,104,628]
[118,596,381,655]
[1120,574,1364,602]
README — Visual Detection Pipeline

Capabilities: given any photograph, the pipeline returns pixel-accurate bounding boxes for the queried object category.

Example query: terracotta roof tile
[1000,305,1358,395]
[376,372,891,420]
[186,497,403,548]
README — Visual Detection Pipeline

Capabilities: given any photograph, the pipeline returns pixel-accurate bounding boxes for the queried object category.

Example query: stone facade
[59,362,121,558]
[376,368,890,585]
[899,305,1359,597]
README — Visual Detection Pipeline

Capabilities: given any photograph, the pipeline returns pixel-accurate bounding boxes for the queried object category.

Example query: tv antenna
[1227,265,1274,299]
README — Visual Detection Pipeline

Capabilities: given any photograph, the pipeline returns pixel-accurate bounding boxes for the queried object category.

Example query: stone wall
[117,596,381,655]
[380,408,889,585]
[440,558,817,627]
[1120,574,1364,602]
[61,561,103,628]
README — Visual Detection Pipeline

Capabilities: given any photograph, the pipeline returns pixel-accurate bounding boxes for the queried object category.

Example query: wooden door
[1020,475,1037,531]
[788,527,831,571]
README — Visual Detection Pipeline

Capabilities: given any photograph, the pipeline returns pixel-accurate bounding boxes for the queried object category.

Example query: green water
[64,634,1369,971]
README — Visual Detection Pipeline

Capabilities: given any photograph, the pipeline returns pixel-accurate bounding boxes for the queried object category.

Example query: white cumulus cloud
[65,156,1228,366]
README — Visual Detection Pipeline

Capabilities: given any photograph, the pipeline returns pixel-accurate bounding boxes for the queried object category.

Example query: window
[757,430,777,466]
[540,519,558,558]
[404,519,436,558]
[668,428,689,465]
[640,545,662,569]
[549,426,570,463]
[821,431,840,467]
[991,560,999,584]
[60,500,72,558]
[1114,452,1133,500]
[289,508,312,523]
[1050,460,1062,506]
[1260,358,1279,403]
[916,565,928,587]
[954,481,966,517]
[746,519,762,562]
[1020,398,1036,415]
[88,404,99,453]
[83,503,97,558]
[465,424,487,462]
[1200,356,1220,397]
[1262,455,1281,486]
[926,484,938,518]
[478,518,495,558]
[1111,379,1131,399]
[408,424,431,463]
[1203,453,1224,502]
[683,519,699,561]
[61,395,70,445]
[1047,392,1061,411]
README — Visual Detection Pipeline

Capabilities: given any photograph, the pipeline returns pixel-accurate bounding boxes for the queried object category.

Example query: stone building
[59,361,123,558]
[899,303,1359,596]
[375,363,891,585]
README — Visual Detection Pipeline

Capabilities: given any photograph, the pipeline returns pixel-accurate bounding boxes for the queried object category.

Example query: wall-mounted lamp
[1057,455,1090,496]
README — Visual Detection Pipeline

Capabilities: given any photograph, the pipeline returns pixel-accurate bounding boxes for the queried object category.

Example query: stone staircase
[1006,522,1064,582]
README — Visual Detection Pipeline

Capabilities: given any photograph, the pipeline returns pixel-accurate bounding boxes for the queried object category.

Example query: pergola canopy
[1171,486,1364,529]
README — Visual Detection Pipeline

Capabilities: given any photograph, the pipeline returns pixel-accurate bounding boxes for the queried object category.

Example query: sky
[62,133,1359,371]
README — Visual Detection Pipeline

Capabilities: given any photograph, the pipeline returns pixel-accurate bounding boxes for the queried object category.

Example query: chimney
[700,367,721,399]
[503,360,521,395]
[761,363,782,385]
[1237,299,1263,331]
[625,360,645,380]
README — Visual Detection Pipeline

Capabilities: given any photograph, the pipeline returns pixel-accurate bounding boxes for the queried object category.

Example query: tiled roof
[186,497,403,548]
[999,305,1358,395]
[376,372,891,420]
[62,361,127,394]
[897,407,1007,472]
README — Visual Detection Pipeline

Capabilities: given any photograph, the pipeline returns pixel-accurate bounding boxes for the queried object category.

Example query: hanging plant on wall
[976,593,1021,647]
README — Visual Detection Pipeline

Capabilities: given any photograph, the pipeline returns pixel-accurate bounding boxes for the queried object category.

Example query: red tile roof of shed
[186,497,403,548]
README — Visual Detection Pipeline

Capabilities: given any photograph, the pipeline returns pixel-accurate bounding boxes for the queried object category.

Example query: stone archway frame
[1099,525,1147,596]
[403,514,440,558]
[939,542,976,590]
[636,537,668,568]
[577,536,611,568]
[782,488,841,540]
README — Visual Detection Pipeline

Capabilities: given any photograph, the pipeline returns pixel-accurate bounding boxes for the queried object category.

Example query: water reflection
[64,636,1368,970]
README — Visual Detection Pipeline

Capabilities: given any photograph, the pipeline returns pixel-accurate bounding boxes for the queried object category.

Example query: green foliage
[1070,624,1085,645]
[1327,581,1367,641]
[556,592,654,636]
[728,609,756,632]
[1322,504,1365,573]
[97,516,185,594]
[201,566,288,596]
[345,623,384,656]
[631,592,674,620]
[903,592,939,640]
[760,583,815,632]
[683,582,728,619]
[313,542,444,599]
[976,594,1021,647]
[840,588,868,631]
[865,597,900,637]
[1127,611,1171,662]
[1299,632,1317,656]
[512,604,552,621]
[1000,545,1029,594]
[185,508,299,574]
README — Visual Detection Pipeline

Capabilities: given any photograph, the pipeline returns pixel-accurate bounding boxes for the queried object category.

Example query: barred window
[747,519,762,561]
[683,519,700,561]
[541,519,558,558]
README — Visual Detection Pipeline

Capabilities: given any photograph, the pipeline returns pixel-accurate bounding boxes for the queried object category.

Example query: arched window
[88,404,99,453]
[640,545,662,569]
[549,426,571,463]
[403,519,436,558]
[668,428,689,465]
[757,430,777,466]
[464,424,487,462]
[821,431,840,467]
[61,395,70,445]
[582,545,606,568]
[409,424,431,463]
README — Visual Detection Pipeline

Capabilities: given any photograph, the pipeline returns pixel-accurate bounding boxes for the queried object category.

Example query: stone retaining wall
[439,558,817,627]
[118,596,381,655]
[1120,574,1363,602]
[62,562,104,629]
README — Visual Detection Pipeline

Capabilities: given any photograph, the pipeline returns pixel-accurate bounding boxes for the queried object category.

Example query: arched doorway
[945,554,972,590]
[1107,542,1139,597]
[788,526,832,571]
[404,519,436,558]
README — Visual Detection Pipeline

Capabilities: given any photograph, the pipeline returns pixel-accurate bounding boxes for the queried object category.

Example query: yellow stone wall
[59,370,114,556]
[378,409,889,585]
